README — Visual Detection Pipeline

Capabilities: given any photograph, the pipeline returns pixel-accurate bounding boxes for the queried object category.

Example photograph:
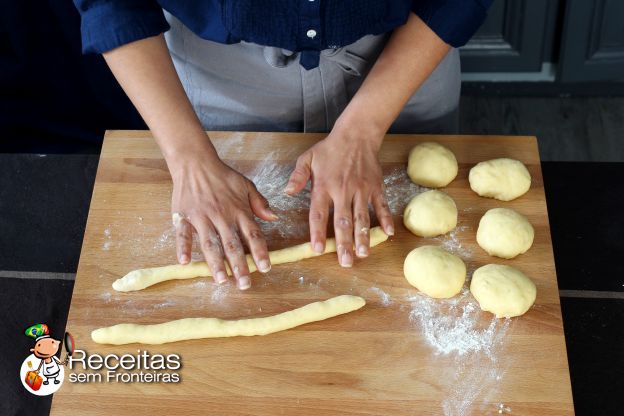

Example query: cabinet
[559,0,624,81]
[460,0,624,83]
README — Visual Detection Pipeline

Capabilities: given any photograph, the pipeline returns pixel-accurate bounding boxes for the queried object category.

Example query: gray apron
[164,12,460,134]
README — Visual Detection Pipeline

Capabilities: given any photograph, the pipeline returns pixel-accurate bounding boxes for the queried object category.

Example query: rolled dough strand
[91,295,365,345]
[113,226,389,292]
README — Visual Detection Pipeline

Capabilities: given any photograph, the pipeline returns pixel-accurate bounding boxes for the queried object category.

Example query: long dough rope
[91,295,365,345]
[113,226,389,292]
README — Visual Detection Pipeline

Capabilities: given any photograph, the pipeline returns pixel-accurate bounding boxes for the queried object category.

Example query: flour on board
[246,152,310,239]
[367,287,393,306]
[407,289,513,415]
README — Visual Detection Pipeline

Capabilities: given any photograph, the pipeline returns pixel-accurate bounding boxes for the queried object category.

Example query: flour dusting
[102,227,112,250]
[408,290,508,357]
[246,152,309,239]
[434,225,473,258]
[367,287,393,306]
[408,290,513,415]
[443,364,505,416]
[210,283,233,303]
[383,166,424,215]
[154,226,175,251]
[152,300,176,309]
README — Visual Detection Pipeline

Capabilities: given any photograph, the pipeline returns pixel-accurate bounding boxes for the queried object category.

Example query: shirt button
[306,29,317,39]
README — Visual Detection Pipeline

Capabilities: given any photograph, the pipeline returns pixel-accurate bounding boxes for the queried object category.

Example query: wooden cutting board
[51,131,574,415]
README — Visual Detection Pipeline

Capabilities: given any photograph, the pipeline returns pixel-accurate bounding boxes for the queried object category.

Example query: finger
[239,216,271,273]
[216,223,251,290]
[284,152,312,195]
[174,217,193,264]
[248,183,278,222]
[193,217,228,285]
[309,190,330,254]
[353,192,371,258]
[332,196,354,268]
[372,189,394,236]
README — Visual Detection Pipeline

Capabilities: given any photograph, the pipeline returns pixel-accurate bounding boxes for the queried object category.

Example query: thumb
[285,152,312,195]
[248,184,278,222]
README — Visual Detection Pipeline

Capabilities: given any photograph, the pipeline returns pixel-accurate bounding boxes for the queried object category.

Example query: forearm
[335,12,451,143]
[103,34,219,167]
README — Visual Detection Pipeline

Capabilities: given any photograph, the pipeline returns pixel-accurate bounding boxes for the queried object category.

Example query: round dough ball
[470,264,536,318]
[469,158,531,201]
[403,190,457,237]
[404,245,466,298]
[477,208,534,259]
[407,142,458,188]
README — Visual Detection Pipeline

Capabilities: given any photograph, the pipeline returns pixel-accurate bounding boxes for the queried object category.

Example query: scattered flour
[102,227,112,250]
[152,300,176,310]
[407,290,513,415]
[434,225,473,258]
[367,287,393,306]
[246,152,309,239]
[408,289,507,357]
[496,403,512,414]
[383,166,424,215]
[189,279,208,290]
[154,226,175,251]
[210,283,232,303]
[185,278,235,304]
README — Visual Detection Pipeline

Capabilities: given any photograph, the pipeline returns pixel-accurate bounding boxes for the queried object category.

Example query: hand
[169,151,277,290]
[284,125,394,267]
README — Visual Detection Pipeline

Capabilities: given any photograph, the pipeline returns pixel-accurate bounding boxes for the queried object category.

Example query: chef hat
[25,324,50,341]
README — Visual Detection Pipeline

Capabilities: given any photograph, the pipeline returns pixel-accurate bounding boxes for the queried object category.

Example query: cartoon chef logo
[19,324,75,396]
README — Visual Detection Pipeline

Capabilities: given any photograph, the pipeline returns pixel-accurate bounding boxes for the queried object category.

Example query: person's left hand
[284,125,394,267]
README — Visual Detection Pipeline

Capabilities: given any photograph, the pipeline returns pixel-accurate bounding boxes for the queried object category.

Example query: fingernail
[216,271,228,284]
[314,242,324,254]
[238,276,251,290]
[269,212,279,221]
[180,254,189,264]
[341,250,353,268]
[386,225,395,236]
[357,245,368,258]
[284,185,294,194]
[258,259,271,273]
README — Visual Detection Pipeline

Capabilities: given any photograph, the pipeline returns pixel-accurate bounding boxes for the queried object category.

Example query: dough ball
[403,190,457,237]
[470,264,536,318]
[407,142,458,188]
[477,208,534,259]
[469,158,531,201]
[403,245,466,298]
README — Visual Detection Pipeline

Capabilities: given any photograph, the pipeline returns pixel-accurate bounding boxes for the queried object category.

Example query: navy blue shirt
[74,0,492,69]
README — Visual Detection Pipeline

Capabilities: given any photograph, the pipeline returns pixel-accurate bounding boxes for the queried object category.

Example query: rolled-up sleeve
[74,0,170,53]
[412,0,493,47]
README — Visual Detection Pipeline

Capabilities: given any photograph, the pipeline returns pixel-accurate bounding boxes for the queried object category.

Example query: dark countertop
[0,155,622,415]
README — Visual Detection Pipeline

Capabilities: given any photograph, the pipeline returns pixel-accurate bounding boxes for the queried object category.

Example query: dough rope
[91,295,366,345]
[113,226,389,292]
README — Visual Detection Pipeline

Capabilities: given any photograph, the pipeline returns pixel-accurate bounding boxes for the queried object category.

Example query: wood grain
[51,131,574,415]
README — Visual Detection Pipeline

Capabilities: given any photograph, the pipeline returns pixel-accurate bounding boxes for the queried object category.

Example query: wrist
[162,135,223,178]
[332,113,386,151]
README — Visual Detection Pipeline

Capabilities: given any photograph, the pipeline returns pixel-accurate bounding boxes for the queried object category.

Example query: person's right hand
[168,152,277,290]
